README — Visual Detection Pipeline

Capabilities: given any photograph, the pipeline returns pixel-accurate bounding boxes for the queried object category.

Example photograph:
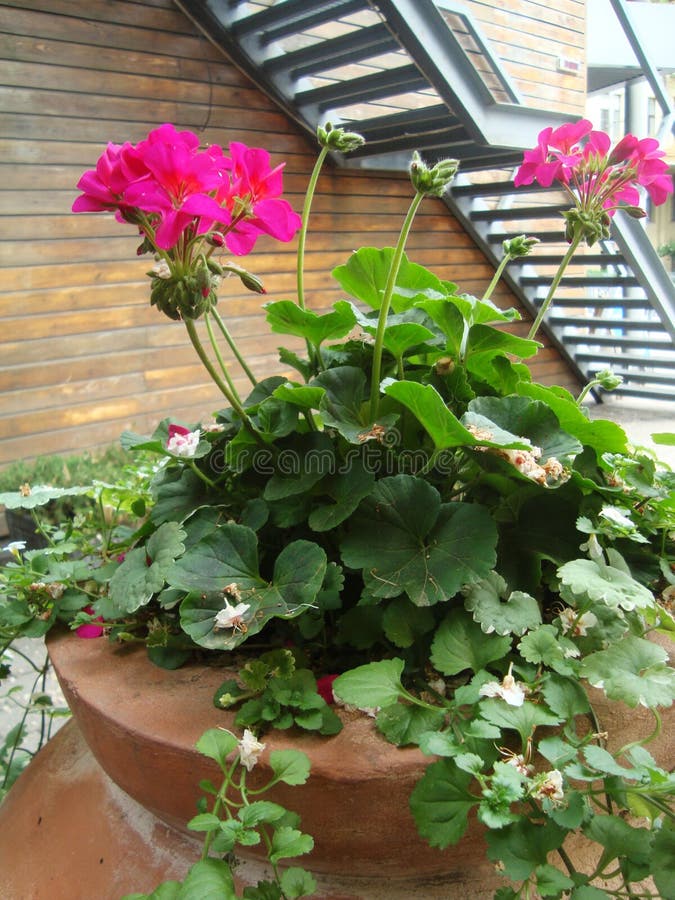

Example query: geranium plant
[2,119,675,899]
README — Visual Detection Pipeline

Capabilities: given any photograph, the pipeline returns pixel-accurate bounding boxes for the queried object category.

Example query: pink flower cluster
[514,118,672,215]
[72,123,301,255]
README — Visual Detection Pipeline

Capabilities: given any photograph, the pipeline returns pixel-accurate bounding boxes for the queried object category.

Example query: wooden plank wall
[0,0,582,468]
[458,0,587,115]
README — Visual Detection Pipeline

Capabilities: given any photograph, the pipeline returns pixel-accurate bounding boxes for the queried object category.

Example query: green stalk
[526,230,583,341]
[204,312,243,404]
[183,318,254,433]
[209,307,258,387]
[297,146,330,313]
[368,190,425,421]
[481,251,514,303]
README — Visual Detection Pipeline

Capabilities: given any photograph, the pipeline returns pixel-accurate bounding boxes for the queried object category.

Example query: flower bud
[223,262,266,294]
[622,205,647,220]
[502,235,540,258]
[317,122,365,154]
[206,232,226,247]
[409,151,459,197]
[594,368,623,391]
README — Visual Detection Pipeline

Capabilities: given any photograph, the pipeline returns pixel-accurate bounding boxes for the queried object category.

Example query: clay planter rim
[46,627,493,879]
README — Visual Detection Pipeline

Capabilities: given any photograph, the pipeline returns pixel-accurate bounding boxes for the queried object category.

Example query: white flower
[238,728,266,771]
[166,429,200,457]
[213,600,251,632]
[559,607,598,637]
[479,663,528,707]
[531,769,564,805]
[2,540,26,558]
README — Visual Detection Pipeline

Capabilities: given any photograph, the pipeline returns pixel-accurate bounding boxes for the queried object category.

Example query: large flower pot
[0,629,505,900]
[0,630,671,899]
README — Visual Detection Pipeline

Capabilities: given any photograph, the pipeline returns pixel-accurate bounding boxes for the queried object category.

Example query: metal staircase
[178,0,675,401]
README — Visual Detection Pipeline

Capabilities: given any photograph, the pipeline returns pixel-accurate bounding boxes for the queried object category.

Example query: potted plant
[1,119,674,900]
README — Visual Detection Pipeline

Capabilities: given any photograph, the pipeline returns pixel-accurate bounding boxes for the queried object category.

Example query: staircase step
[550,316,666,331]
[487,231,576,244]
[562,334,673,350]
[295,64,427,110]
[232,0,368,42]
[511,254,627,267]
[470,204,569,221]
[575,351,675,368]
[534,296,651,309]
[452,181,558,198]
[263,23,398,78]
[521,275,639,288]
[611,383,675,401]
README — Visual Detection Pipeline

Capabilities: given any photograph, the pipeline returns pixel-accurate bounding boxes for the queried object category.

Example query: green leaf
[265,299,356,347]
[517,625,579,676]
[106,521,186,615]
[652,824,675,900]
[312,366,373,443]
[533,864,575,897]
[238,801,287,828]
[382,596,435,648]
[332,658,405,708]
[178,859,237,899]
[583,815,651,866]
[195,728,238,766]
[467,395,582,464]
[570,888,611,900]
[376,703,445,746]
[409,758,476,847]
[384,380,475,450]
[0,484,92,510]
[541,673,590,718]
[308,459,375,532]
[279,867,317,900]
[187,812,222,832]
[485,819,566,880]
[558,558,655,612]
[272,382,326,411]
[463,572,541,636]
[332,247,445,313]
[269,826,314,865]
[414,297,465,356]
[431,608,511,676]
[174,529,326,649]
[341,475,497,606]
[269,750,311,786]
[517,382,628,455]
[579,634,675,707]
[479,698,561,743]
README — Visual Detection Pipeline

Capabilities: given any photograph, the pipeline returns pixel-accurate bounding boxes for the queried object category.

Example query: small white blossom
[213,600,251,632]
[2,540,26,558]
[503,752,535,777]
[479,663,528,707]
[559,607,598,637]
[166,429,200,457]
[238,728,266,771]
[531,769,564,806]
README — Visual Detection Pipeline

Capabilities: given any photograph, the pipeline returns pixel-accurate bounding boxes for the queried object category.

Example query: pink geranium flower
[514,118,673,243]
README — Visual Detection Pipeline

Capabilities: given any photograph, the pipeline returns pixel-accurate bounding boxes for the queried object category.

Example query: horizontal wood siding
[0,0,581,467]
[456,0,586,115]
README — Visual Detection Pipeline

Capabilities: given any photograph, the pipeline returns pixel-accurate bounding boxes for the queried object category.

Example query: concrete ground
[0,394,673,778]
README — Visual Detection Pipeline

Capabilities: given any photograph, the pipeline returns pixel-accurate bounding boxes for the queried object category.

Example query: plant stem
[369,190,425,420]
[481,251,513,303]
[526,230,583,341]
[204,312,243,405]
[297,146,329,313]
[209,307,257,387]
[183,318,258,441]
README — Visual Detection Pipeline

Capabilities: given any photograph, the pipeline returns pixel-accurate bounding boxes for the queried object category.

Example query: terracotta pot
[1,629,671,899]
[0,629,503,899]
